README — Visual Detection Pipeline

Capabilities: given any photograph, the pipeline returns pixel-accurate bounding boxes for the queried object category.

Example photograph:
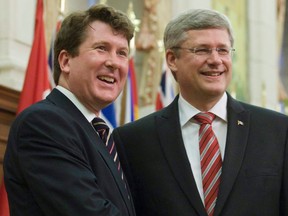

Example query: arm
[12,108,121,215]
[280,127,288,215]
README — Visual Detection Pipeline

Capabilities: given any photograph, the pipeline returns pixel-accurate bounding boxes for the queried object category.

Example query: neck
[181,92,224,111]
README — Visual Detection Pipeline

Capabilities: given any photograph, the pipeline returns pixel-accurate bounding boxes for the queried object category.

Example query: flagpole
[60,0,65,14]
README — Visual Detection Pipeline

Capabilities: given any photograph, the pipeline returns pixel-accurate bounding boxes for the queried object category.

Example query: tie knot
[194,112,215,125]
[92,117,109,142]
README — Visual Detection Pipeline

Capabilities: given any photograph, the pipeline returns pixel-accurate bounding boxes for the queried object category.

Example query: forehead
[184,28,231,46]
[84,20,128,47]
[86,20,114,36]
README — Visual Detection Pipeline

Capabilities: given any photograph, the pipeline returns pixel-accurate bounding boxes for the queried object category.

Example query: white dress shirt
[56,86,96,122]
[56,86,115,133]
[178,93,228,203]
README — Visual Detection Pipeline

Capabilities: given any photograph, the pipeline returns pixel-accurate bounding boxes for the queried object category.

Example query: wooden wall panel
[0,85,19,183]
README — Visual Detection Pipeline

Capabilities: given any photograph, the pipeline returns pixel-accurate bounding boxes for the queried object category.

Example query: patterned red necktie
[194,112,222,216]
[92,117,125,182]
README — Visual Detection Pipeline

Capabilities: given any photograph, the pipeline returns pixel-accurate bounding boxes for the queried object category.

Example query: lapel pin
[237,120,244,126]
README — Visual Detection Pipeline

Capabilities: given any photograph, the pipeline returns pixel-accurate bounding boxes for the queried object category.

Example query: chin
[208,88,226,96]
[102,96,117,105]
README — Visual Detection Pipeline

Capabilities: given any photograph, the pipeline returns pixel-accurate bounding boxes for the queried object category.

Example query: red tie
[194,112,222,216]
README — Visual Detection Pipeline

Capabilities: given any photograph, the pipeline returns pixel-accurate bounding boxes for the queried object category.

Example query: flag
[17,0,51,113]
[101,103,118,129]
[128,57,139,121]
[48,14,63,88]
[119,57,139,125]
[0,181,9,216]
[48,15,62,67]
[101,57,139,128]
[155,60,175,110]
[0,0,51,214]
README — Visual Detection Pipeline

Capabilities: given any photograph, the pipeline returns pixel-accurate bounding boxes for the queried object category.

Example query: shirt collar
[56,86,96,122]
[178,93,228,127]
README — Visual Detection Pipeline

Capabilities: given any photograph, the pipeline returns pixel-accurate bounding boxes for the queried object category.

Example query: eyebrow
[90,41,129,51]
[191,42,230,47]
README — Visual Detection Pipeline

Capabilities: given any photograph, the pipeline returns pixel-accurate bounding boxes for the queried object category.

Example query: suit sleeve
[280,127,288,215]
[7,108,121,216]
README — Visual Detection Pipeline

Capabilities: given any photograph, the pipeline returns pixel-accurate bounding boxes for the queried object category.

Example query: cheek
[119,63,129,78]
[120,72,129,87]
[225,61,233,76]
[223,58,233,68]
[177,63,198,80]
[69,59,88,77]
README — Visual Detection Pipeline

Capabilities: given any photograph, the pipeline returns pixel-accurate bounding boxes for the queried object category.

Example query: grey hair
[163,9,234,51]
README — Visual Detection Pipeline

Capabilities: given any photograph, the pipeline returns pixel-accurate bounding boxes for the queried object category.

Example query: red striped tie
[194,112,222,216]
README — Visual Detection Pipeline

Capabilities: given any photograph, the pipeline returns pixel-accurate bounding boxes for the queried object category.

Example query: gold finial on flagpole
[127,2,140,32]
[59,0,66,15]
[126,2,140,56]
[100,0,107,4]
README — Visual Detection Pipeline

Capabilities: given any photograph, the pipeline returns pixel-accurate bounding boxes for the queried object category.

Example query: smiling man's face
[166,28,233,110]
[58,20,130,114]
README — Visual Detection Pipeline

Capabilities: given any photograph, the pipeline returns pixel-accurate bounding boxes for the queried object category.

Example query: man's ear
[166,49,177,72]
[58,50,70,74]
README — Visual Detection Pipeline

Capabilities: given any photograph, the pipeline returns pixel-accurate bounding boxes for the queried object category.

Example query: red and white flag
[0,0,51,215]
[17,0,51,113]
[155,60,175,110]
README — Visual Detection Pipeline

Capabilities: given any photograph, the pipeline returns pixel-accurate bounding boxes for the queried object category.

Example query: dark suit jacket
[4,89,135,216]
[113,94,288,216]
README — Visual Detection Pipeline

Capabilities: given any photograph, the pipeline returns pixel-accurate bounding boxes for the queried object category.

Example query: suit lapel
[156,97,207,216]
[214,95,250,216]
[87,127,133,212]
[93,133,134,214]
[46,89,134,215]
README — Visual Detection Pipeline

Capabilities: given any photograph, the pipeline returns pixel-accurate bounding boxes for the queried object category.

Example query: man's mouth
[98,76,115,83]
[201,72,223,76]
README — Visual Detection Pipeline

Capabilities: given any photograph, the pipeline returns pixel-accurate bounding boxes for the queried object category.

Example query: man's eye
[96,46,107,51]
[119,51,129,57]
[217,48,229,55]
[194,48,210,55]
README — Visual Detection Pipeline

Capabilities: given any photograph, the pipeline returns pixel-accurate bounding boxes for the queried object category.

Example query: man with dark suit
[4,4,135,216]
[113,9,288,216]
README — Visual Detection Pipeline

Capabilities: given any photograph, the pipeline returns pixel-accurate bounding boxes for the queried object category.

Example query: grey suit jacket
[4,88,135,216]
[113,94,288,216]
